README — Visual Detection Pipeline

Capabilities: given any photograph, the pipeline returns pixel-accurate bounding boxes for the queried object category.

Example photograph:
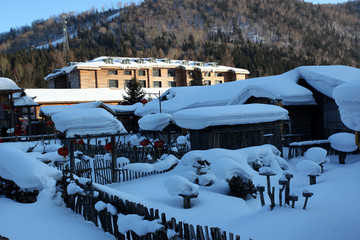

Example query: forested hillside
[1,0,360,88]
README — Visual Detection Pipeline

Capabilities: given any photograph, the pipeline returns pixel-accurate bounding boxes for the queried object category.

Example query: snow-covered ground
[0,140,359,240]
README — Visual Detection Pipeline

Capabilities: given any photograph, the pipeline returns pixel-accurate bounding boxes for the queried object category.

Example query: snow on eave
[173,104,289,130]
[14,95,39,107]
[40,101,105,117]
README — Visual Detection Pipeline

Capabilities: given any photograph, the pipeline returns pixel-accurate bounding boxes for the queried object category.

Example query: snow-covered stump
[289,195,298,208]
[259,167,277,210]
[302,190,314,210]
[278,178,288,207]
[179,193,199,209]
[308,173,320,185]
[284,173,293,205]
[338,151,347,165]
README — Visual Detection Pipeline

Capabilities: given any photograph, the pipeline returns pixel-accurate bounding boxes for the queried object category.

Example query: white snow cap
[117,213,162,236]
[296,160,321,175]
[333,80,360,131]
[328,132,358,152]
[164,175,199,196]
[173,104,289,130]
[304,147,329,164]
[52,108,127,138]
[212,158,254,181]
[0,77,21,91]
[139,113,173,131]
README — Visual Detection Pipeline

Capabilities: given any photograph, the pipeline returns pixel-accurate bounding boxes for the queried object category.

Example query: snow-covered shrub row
[123,154,178,173]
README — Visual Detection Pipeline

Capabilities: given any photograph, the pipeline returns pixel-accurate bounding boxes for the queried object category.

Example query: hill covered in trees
[1,0,360,88]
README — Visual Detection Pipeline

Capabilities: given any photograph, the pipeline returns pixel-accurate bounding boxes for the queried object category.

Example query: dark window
[153,81,162,88]
[124,70,132,75]
[215,80,223,84]
[139,80,146,88]
[153,69,161,77]
[168,69,175,77]
[108,79,119,88]
[168,81,176,87]
[215,72,223,77]
[204,80,211,86]
[108,70,118,75]
[205,72,211,77]
[138,70,146,76]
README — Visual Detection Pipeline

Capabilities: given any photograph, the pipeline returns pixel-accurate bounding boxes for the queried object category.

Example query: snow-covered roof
[135,65,360,116]
[138,113,173,131]
[40,101,104,117]
[14,95,39,107]
[44,56,249,80]
[0,77,22,92]
[52,108,127,138]
[333,80,360,131]
[25,88,168,104]
[173,104,289,130]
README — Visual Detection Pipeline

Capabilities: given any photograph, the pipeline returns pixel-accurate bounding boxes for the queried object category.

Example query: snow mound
[0,145,62,190]
[296,160,321,175]
[181,152,205,166]
[117,157,130,168]
[176,135,187,145]
[212,158,254,181]
[328,132,358,152]
[124,155,178,172]
[304,147,329,164]
[164,175,199,196]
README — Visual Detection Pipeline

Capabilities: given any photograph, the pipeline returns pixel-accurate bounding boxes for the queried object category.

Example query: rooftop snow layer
[138,113,173,131]
[135,65,360,116]
[0,77,22,91]
[173,104,289,130]
[40,101,104,117]
[52,108,127,138]
[14,95,39,107]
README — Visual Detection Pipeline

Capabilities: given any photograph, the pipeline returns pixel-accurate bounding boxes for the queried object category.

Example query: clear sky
[0,0,349,34]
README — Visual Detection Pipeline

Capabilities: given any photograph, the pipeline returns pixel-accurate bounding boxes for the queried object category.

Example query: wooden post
[69,140,75,174]
[111,136,117,183]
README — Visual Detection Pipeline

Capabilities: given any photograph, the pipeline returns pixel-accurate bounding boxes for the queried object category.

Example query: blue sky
[0,0,349,34]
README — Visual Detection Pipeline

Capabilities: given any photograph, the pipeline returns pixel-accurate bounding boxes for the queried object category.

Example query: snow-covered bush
[124,154,178,173]
[304,147,330,172]
[164,175,199,197]
[117,157,130,168]
[117,213,163,236]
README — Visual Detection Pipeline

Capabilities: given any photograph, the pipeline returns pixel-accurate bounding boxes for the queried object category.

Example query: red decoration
[140,139,150,147]
[140,99,148,105]
[1,105,10,110]
[46,120,54,126]
[77,139,85,145]
[105,143,112,152]
[57,146,69,157]
[154,140,164,149]
[13,128,22,136]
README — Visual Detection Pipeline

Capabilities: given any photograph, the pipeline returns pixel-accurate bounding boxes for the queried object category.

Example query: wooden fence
[287,140,333,159]
[62,175,240,240]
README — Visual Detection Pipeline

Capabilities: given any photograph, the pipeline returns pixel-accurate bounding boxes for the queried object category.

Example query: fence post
[111,136,117,183]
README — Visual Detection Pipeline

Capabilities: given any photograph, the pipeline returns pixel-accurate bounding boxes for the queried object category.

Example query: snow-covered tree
[122,77,146,105]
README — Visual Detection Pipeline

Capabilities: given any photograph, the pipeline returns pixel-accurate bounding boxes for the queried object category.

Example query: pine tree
[122,77,146,105]
[189,69,203,86]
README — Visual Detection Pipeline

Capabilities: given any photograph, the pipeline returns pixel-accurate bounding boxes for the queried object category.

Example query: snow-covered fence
[93,157,168,185]
[287,140,332,159]
[61,175,241,240]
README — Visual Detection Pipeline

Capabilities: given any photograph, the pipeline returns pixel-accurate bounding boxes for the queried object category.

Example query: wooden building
[45,57,249,90]
[173,104,289,152]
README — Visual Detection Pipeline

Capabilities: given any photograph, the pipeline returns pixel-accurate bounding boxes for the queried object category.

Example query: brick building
[45,57,250,89]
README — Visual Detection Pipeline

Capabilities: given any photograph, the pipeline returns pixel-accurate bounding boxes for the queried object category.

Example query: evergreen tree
[189,69,204,86]
[122,77,146,105]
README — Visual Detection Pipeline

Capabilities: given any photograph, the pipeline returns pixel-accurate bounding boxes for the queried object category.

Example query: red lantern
[1,105,10,110]
[140,139,150,147]
[140,99,148,105]
[105,142,112,152]
[154,140,164,149]
[58,146,69,158]
[46,120,54,126]
[77,139,85,145]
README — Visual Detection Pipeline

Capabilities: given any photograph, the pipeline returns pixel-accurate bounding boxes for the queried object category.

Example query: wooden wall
[189,121,285,152]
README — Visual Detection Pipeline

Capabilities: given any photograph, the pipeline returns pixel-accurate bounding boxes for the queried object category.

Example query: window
[167,69,175,77]
[168,81,176,87]
[108,79,118,88]
[153,69,161,77]
[121,59,130,64]
[103,58,113,64]
[138,70,146,76]
[108,70,118,75]
[215,80,223,84]
[153,81,162,88]
[204,80,211,86]
[139,80,146,88]
[215,72,223,77]
[124,70,132,76]
[205,72,211,77]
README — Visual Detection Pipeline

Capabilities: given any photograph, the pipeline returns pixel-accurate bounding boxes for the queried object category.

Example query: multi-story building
[45,56,250,89]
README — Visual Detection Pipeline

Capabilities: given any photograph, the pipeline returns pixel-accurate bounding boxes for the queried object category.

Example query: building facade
[45,57,250,89]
